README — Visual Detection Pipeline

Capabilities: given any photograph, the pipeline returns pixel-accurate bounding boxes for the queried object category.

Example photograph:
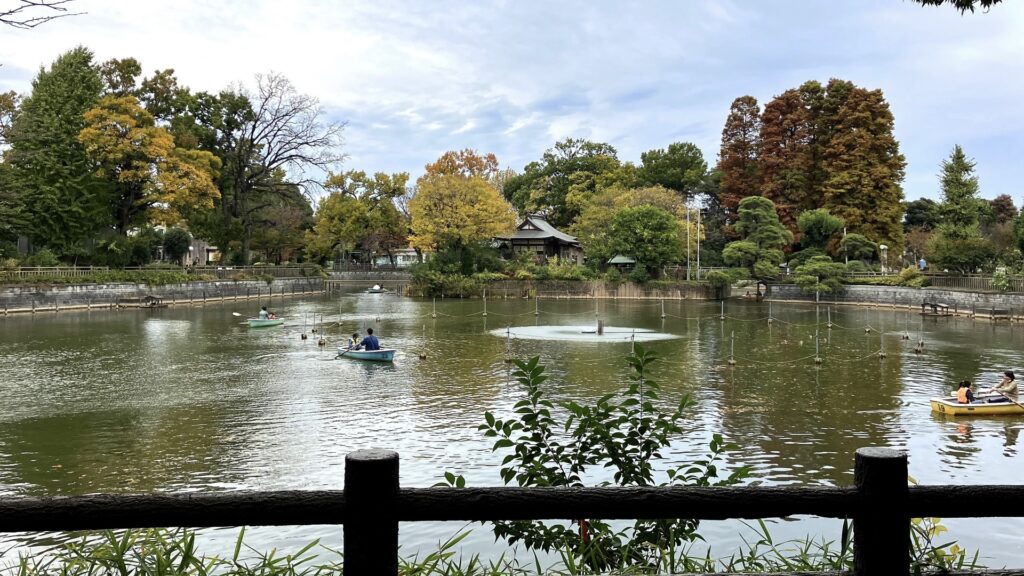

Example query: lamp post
[686,207,691,281]
[696,207,702,281]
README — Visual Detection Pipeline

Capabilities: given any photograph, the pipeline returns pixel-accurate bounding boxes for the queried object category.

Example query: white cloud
[2,0,1022,200]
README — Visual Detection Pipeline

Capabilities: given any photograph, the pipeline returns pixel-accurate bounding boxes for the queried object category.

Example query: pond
[1,290,1022,567]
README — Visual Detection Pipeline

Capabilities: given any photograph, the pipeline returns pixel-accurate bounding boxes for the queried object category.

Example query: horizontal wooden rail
[0,491,346,531]
[2,449,1023,576]
[398,486,858,521]
[5,484,1024,534]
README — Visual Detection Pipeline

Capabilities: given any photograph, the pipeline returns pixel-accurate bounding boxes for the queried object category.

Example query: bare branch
[1,0,82,29]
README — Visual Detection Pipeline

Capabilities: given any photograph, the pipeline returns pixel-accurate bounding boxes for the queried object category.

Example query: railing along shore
[2,448,1022,575]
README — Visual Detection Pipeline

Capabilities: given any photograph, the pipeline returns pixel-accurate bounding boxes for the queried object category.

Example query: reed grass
[3,520,973,576]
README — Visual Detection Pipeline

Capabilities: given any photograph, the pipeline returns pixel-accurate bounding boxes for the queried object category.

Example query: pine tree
[937,144,981,237]
[5,46,108,254]
[716,96,760,226]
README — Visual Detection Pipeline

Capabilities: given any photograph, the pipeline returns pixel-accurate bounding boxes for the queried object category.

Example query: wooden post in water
[344,450,399,576]
[597,319,604,335]
[853,447,908,576]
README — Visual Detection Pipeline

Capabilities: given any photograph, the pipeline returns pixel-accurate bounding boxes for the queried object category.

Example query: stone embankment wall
[768,284,1024,319]
[0,277,325,315]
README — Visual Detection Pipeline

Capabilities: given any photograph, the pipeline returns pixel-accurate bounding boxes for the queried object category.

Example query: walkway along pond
[0,292,1022,566]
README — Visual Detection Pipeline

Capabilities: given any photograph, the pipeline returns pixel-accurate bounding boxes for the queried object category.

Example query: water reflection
[0,295,1022,565]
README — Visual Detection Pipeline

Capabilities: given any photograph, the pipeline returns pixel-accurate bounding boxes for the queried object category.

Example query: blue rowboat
[248,318,285,328]
[336,347,396,362]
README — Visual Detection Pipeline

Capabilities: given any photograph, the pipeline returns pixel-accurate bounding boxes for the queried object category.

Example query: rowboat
[248,318,285,328]
[930,396,1024,416]
[336,347,396,362]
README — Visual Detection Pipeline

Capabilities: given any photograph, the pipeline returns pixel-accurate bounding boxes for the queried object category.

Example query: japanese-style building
[495,213,583,264]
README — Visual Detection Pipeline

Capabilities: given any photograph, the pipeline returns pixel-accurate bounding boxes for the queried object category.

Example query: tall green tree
[821,84,906,255]
[502,138,622,228]
[607,205,683,272]
[936,145,981,237]
[929,145,997,272]
[78,95,220,232]
[638,142,707,198]
[5,46,108,255]
[716,96,760,226]
[308,170,409,264]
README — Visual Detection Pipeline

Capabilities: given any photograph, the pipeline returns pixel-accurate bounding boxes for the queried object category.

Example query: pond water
[1,290,1022,568]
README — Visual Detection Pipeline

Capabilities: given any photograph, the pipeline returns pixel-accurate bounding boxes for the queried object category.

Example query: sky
[2,0,1022,204]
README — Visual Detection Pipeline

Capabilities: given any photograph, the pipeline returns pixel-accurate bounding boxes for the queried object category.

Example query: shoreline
[0,277,326,316]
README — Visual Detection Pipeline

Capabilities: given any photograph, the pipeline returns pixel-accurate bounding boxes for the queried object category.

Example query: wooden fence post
[853,447,908,576]
[344,449,399,575]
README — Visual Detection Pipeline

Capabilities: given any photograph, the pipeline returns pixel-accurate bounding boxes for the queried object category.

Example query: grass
[4,520,968,576]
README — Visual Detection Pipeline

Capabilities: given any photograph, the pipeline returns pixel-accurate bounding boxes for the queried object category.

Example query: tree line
[2,48,1021,282]
[0,46,341,267]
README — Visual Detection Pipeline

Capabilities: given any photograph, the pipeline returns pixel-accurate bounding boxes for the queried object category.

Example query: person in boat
[258,306,269,320]
[358,327,381,351]
[955,380,976,404]
[345,332,360,350]
[985,371,1017,403]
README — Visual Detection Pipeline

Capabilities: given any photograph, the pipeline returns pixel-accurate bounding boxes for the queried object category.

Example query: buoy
[864,327,872,333]
[827,322,833,329]
[301,333,307,340]
[727,358,736,366]
[318,338,326,347]
[878,351,887,359]
[814,357,823,364]
[419,352,427,360]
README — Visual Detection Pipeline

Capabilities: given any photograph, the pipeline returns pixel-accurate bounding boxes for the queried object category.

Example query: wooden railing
[6,266,110,277]
[928,275,1024,293]
[2,447,1022,575]
[184,265,324,278]
[6,266,323,279]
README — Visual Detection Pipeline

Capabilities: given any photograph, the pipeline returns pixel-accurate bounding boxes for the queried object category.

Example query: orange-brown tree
[716,96,761,227]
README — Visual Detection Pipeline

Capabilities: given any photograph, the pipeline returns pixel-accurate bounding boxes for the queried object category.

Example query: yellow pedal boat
[930,397,1024,416]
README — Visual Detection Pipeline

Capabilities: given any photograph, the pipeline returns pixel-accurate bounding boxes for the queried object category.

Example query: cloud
[1,0,1022,201]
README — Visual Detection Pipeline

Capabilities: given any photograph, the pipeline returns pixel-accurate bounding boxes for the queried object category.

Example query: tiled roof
[496,214,579,245]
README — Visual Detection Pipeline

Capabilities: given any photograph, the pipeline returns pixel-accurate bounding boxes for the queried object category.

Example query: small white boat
[366,284,387,294]
[248,318,285,328]
[336,347,396,362]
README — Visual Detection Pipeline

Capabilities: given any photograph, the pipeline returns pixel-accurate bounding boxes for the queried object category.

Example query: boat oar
[336,347,358,360]
[991,389,1024,410]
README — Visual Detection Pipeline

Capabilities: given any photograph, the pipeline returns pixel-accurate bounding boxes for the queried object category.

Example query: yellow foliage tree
[78,95,220,232]
[409,173,516,252]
